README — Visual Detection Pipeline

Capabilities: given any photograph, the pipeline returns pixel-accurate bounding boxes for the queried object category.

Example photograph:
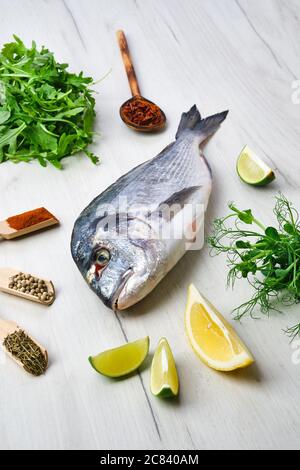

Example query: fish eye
[95,248,110,266]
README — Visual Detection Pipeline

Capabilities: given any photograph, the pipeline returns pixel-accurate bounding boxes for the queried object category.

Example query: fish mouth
[112,268,133,311]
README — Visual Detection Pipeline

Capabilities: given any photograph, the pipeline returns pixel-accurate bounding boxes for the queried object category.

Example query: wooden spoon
[0,268,55,306]
[0,207,59,240]
[0,319,48,375]
[116,30,166,132]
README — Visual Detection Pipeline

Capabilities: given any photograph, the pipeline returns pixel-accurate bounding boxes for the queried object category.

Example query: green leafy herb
[208,194,300,338]
[0,36,98,168]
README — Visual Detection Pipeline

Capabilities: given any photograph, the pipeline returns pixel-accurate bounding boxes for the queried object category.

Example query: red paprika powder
[7,207,57,231]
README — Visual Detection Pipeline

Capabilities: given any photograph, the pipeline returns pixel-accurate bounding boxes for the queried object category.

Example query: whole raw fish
[71,106,228,309]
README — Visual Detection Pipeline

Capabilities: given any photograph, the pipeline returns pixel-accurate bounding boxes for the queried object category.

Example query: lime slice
[150,338,179,398]
[237,145,275,186]
[185,284,254,372]
[89,337,149,378]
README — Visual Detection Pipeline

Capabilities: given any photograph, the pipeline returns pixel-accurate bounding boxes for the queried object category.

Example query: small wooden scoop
[0,319,48,375]
[0,207,58,240]
[117,30,166,132]
[0,268,55,306]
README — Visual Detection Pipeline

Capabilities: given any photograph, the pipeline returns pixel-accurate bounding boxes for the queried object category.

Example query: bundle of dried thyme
[3,330,47,376]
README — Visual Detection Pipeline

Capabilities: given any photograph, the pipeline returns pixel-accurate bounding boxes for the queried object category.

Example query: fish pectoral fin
[156,186,201,221]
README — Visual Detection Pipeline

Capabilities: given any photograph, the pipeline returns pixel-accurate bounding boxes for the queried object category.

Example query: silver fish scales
[71,106,228,309]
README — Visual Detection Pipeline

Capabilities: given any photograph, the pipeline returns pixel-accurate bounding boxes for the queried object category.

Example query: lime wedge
[237,145,275,186]
[89,337,149,378]
[150,338,179,398]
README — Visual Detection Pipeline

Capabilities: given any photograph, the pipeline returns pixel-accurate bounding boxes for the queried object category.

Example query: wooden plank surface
[1,0,300,450]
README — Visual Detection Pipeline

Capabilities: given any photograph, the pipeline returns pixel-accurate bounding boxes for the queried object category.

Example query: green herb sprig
[4,329,47,376]
[208,194,300,339]
[0,36,98,168]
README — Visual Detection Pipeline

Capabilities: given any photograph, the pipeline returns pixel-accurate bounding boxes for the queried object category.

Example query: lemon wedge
[150,338,179,398]
[89,337,149,378]
[185,284,254,371]
[237,145,275,186]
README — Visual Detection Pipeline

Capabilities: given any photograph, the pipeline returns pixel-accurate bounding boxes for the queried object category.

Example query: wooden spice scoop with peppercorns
[116,30,166,132]
[0,207,59,240]
[0,268,55,305]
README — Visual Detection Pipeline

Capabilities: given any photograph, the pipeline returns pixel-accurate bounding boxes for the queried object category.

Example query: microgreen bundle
[208,194,300,339]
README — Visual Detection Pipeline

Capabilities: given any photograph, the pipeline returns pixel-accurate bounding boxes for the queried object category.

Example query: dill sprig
[208,193,300,339]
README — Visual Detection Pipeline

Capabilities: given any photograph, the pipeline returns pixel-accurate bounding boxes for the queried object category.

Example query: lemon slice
[150,338,179,398]
[237,145,275,186]
[89,337,149,378]
[185,284,254,371]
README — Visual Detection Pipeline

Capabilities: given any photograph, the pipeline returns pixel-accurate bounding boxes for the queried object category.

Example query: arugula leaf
[0,109,10,124]
[0,36,98,168]
[0,122,27,150]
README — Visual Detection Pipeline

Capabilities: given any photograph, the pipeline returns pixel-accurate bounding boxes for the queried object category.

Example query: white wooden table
[1,0,300,450]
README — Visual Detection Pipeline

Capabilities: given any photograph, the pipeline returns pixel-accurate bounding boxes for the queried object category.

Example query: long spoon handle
[116,30,141,97]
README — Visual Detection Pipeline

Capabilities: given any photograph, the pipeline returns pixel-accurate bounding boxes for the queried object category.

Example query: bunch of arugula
[0,36,98,168]
[208,194,300,340]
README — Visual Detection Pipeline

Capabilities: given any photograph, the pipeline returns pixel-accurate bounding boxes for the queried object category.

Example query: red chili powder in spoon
[7,207,57,231]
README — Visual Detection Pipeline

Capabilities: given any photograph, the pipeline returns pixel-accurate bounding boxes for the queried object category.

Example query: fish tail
[176,105,201,138]
[176,105,228,140]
